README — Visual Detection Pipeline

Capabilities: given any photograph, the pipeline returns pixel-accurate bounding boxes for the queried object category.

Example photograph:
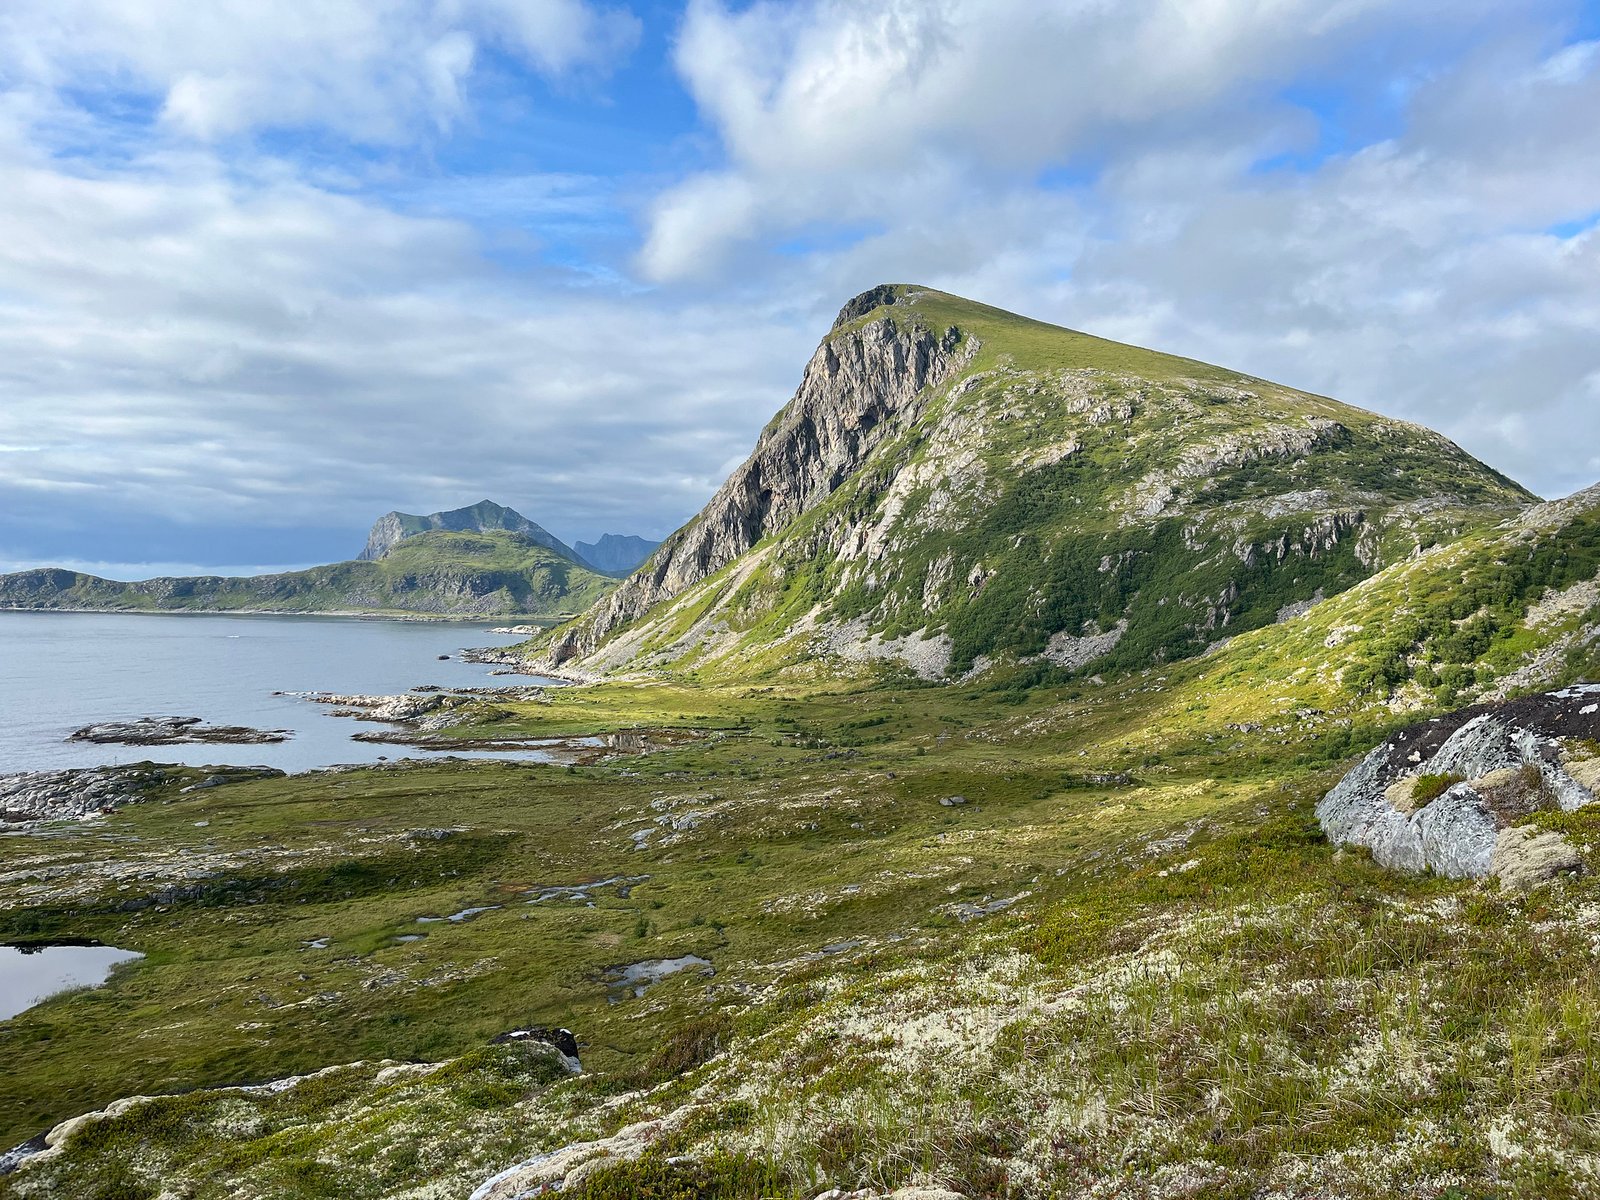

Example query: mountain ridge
[0,528,615,619]
[573,534,661,576]
[532,284,1536,682]
[359,500,582,565]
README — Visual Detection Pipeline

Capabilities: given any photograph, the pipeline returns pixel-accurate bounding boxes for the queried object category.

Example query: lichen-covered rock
[1317,684,1600,880]
[1492,825,1586,890]
[68,716,289,746]
[469,1116,669,1200]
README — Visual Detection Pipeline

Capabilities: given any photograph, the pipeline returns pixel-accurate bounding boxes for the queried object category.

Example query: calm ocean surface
[0,611,555,773]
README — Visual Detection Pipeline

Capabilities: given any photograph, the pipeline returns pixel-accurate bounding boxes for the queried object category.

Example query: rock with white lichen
[1317,684,1600,884]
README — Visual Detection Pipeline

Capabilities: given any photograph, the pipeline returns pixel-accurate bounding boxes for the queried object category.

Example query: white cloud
[643,0,1517,279]
[0,0,640,143]
[636,0,1600,499]
[0,123,816,554]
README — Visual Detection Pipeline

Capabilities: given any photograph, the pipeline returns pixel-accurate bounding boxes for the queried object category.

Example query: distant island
[0,501,655,619]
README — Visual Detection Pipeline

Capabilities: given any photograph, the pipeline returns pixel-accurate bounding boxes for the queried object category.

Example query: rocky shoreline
[1,763,285,825]
[69,716,290,746]
[289,687,698,761]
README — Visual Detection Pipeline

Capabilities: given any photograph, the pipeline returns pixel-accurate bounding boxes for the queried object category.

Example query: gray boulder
[1317,684,1600,883]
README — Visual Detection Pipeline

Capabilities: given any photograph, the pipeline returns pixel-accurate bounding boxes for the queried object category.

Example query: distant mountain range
[0,502,655,618]
[574,534,660,575]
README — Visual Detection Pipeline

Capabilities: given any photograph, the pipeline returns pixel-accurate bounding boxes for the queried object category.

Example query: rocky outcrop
[542,303,976,668]
[0,764,283,824]
[1317,685,1600,883]
[69,716,289,746]
[359,500,580,562]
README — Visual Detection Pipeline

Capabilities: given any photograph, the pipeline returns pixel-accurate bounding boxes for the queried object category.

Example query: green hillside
[0,529,616,618]
[538,285,1533,681]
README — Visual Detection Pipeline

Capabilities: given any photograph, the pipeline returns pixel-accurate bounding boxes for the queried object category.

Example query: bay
[0,611,555,773]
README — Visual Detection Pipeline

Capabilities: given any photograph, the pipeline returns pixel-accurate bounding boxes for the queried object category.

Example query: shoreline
[0,606,573,626]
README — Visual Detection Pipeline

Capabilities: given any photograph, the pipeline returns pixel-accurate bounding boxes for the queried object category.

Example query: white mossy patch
[1491,826,1585,891]
[815,616,954,681]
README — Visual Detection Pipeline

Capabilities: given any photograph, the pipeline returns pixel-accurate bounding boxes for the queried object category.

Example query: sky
[1,0,1598,578]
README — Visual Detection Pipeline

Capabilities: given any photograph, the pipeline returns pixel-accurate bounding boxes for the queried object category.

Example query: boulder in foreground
[1317,684,1600,884]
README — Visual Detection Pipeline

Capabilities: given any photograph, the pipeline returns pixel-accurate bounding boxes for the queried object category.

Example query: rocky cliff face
[544,300,976,667]
[359,501,580,564]
[530,285,1534,682]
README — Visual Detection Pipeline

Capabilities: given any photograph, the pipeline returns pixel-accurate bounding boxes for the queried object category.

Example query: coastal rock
[68,716,290,746]
[2,765,171,823]
[1317,685,1600,881]
[294,691,502,729]
[1,764,287,824]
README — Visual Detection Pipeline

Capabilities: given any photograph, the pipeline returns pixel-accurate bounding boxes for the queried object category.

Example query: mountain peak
[358,501,581,564]
[537,285,1536,681]
[832,283,906,329]
[574,533,661,576]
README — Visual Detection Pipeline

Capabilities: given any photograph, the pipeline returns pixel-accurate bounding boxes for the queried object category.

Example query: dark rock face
[542,301,975,668]
[68,716,290,746]
[831,282,901,328]
[359,500,581,563]
[0,1132,49,1176]
[1318,684,1600,881]
[491,1026,581,1066]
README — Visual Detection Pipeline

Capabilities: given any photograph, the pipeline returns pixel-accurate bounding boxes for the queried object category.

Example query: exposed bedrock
[543,309,974,667]
[1317,684,1600,884]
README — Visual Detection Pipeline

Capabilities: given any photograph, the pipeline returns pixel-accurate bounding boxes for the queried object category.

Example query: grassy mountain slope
[5,487,1598,1198]
[359,500,585,565]
[0,529,616,618]
[538,286,1533,681]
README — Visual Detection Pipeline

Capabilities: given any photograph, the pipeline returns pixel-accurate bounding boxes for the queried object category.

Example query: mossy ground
[4,599,1599,1197]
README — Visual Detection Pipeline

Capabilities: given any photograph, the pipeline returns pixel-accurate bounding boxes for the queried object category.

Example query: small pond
[605,955,714,1001]
[0,942,143,1021]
